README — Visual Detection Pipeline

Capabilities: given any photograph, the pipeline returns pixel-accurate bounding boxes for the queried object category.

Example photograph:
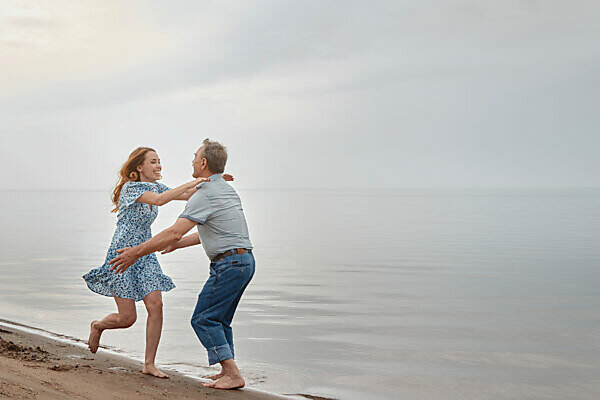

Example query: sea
[0,188,599,400]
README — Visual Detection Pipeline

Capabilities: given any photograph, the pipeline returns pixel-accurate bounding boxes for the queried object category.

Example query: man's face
[192,146,206,178]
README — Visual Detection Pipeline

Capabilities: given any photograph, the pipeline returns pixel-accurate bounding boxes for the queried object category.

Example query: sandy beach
[0,321,305,400]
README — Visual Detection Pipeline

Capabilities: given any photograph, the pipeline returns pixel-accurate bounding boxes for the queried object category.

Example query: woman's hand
[223,173,234,181]
[193,177,210,186]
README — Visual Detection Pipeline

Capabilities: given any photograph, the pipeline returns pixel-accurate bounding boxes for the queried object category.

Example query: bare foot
[203,371,224,381]
[88,321,102,353]
[202,374,245,390]
[142,364,169,379]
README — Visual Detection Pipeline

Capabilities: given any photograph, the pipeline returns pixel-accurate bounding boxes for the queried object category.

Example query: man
[109,138,254,390]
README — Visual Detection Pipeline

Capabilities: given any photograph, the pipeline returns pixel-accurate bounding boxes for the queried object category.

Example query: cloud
[0,0,166,94]
[1,0,599,190]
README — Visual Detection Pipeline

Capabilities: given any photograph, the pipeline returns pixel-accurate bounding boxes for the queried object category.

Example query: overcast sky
[1,0,599,190]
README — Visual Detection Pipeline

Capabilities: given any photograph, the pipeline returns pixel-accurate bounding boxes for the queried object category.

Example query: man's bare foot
[142,364,169,379]
[203,371,224,381]
[88,321,102,353]
[202,374,245,390]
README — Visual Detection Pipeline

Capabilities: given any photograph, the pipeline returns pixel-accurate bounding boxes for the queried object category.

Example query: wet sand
[0,323,296,400]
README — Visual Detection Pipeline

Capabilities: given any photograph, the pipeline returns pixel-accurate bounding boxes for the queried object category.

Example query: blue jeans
[191,251,255,365]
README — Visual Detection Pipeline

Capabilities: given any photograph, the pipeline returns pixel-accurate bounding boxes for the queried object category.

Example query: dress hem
[84,280,176,302]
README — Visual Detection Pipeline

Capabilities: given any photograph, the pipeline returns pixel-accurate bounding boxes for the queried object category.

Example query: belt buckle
[235,248,245,255]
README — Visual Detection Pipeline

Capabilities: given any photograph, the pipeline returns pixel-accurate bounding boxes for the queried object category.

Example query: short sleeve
[119,181,154,209]
[180,191,213,224]
[155,182,170,194]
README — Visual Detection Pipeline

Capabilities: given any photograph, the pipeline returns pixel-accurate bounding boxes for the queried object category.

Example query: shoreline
[0,319,323,400]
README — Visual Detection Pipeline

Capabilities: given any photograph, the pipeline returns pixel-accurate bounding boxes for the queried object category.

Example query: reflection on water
[1,188,600,400]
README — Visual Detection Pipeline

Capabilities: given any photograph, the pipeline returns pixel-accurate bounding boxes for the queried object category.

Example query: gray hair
[201,138,228,173]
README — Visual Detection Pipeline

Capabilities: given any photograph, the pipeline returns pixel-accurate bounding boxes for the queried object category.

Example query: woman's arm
[175,187,198,201]
[137,178,207,207]
[160,233,201,254]
[174,173,235,200]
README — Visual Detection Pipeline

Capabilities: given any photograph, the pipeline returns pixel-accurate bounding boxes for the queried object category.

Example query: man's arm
[161,233,201,254]
[109,218,197,273]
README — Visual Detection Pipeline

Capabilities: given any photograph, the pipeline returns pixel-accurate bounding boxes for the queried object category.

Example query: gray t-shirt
[179,174,253,260]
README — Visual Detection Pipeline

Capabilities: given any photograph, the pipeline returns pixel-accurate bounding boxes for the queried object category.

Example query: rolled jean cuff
[207,344,233,365]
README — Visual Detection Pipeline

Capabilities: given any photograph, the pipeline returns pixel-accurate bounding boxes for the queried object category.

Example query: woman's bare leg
[141,290,168,378]
[88,297,137,353]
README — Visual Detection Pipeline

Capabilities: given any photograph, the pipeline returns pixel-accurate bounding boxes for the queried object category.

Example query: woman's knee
[145,298,163,316]
[120,312,137,327]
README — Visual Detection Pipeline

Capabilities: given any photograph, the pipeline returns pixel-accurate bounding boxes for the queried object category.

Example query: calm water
[0,188,599,399]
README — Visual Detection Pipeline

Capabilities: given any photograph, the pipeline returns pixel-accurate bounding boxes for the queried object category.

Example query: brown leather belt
[211,248,252,263]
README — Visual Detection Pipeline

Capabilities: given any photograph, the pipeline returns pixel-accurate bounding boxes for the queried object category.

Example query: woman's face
[137,151,162,181]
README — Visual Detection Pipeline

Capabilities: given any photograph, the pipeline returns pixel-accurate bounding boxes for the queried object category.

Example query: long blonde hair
[111,147,156,213]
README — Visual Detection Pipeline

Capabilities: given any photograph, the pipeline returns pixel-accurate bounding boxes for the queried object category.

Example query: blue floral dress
[83,181,176,301]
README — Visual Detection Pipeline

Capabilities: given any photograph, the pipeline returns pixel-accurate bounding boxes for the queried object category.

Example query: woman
[83,146,231,378]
